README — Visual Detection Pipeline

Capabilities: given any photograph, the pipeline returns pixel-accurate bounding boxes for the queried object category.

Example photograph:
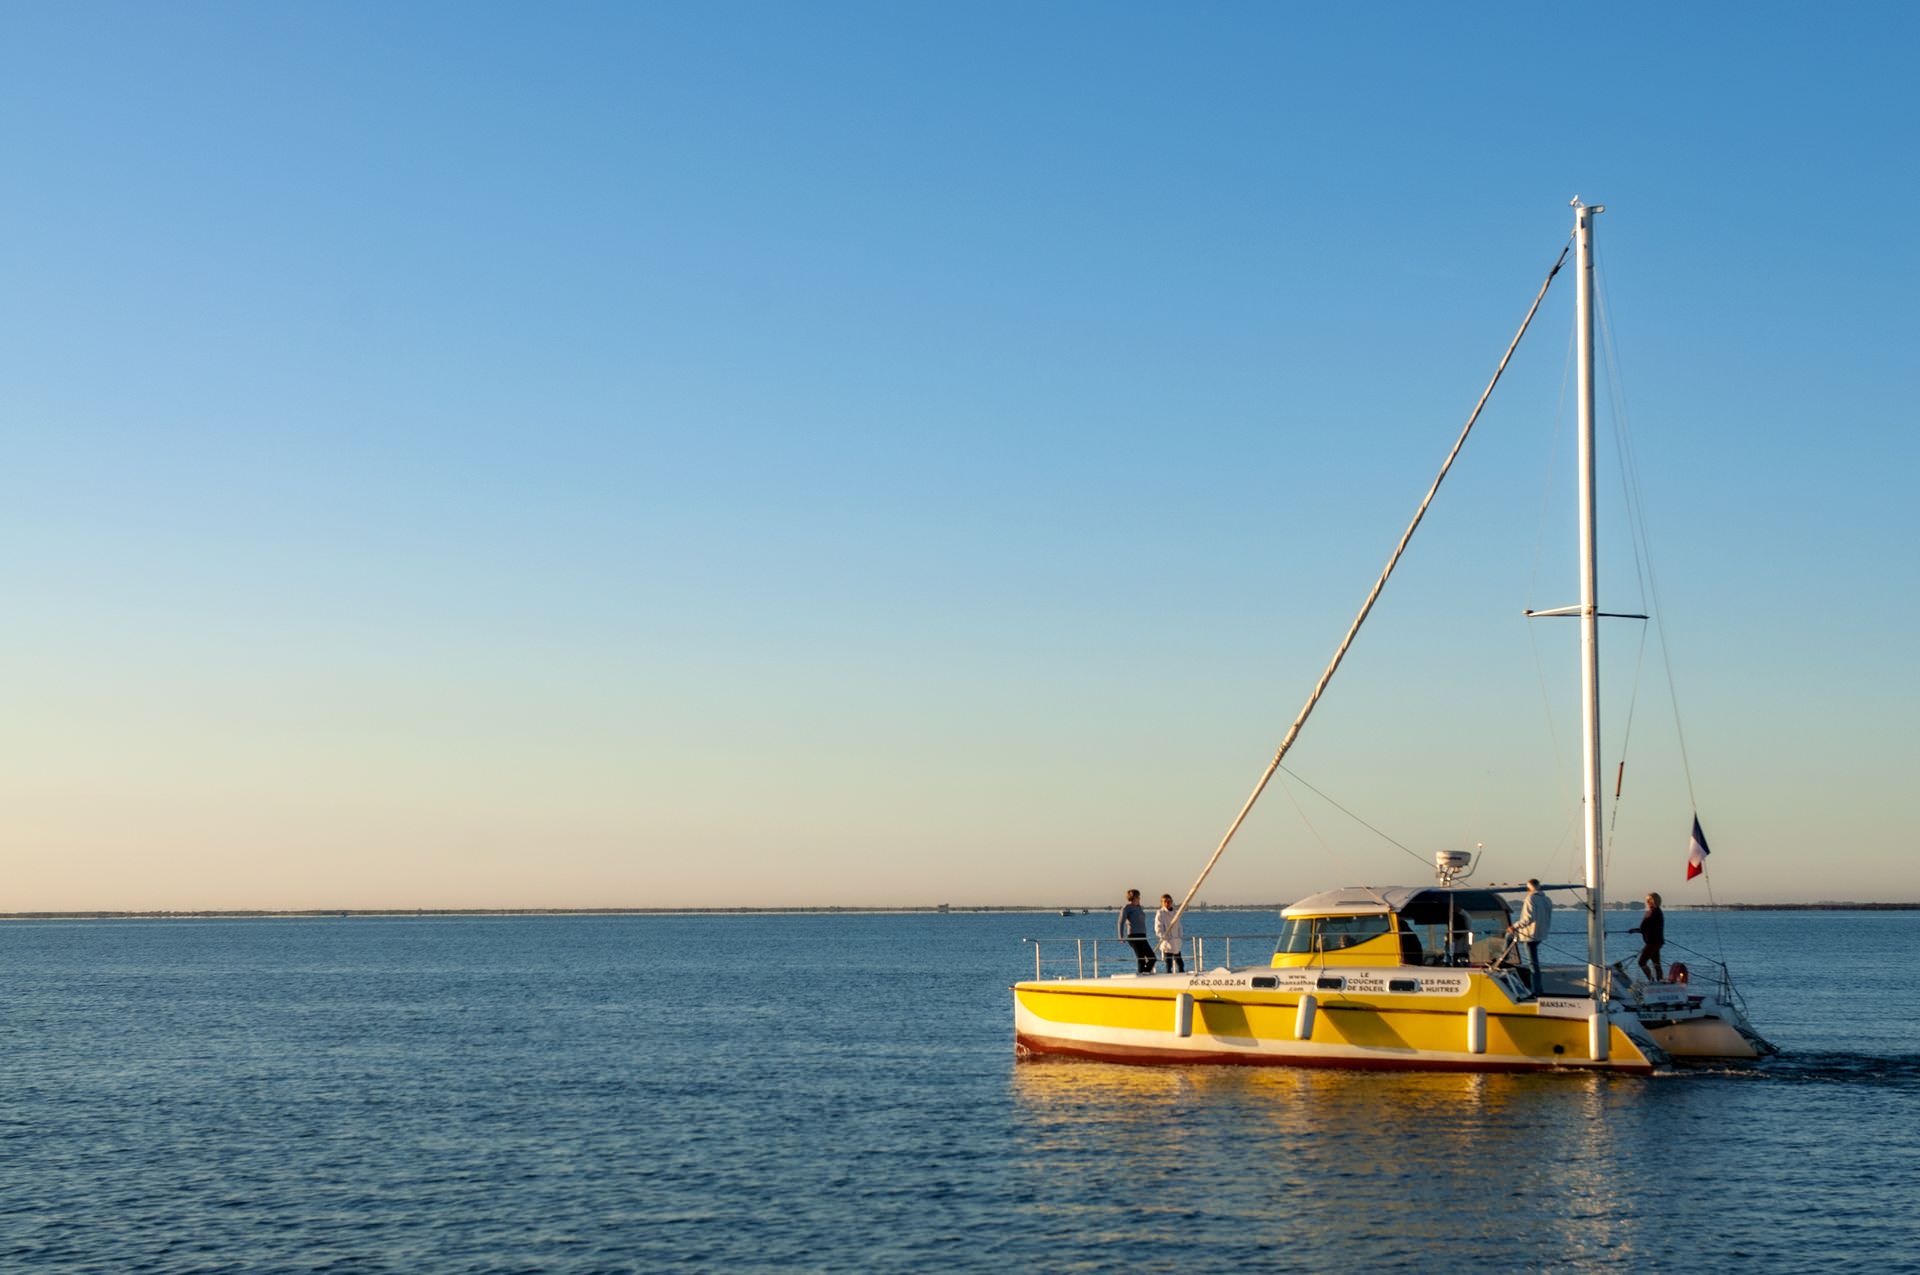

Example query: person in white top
[1154,894,1185,973]
[1506,878,1554,995]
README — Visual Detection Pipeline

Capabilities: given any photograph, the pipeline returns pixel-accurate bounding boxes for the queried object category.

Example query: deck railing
[1022,933,1742,1010]
[1021,934,1282,980]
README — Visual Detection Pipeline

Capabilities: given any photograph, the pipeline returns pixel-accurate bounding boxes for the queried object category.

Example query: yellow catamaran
[1013,201,1773,1074]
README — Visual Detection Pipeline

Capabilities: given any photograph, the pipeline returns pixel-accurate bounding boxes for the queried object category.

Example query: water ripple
[3,911,1917,1271]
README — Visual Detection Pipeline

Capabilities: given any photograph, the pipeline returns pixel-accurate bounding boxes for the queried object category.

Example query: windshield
[1275,914,1393,955]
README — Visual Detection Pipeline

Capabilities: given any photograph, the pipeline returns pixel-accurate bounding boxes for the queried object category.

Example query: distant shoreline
[5,901,1919,921]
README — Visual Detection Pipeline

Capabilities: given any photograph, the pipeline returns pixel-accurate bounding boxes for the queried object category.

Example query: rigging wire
[1552,801,1582,886]
[1277,764,1431,868]
[1272,772,1347,877]
[1597,266,1699,812]
[1526,316,1578,834]
[1603,620,1652,881]
[1595,274,1651,883]
[1527,318,1578,616]
[1165,239,1575,932]
[1520,311,1589,888]
[1596,260,1727,952]
[1595,271,1654,884]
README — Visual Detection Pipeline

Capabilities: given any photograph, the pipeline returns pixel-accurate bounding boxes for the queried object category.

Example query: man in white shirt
[1507,879,1553,995]
[1154,893,1185,973]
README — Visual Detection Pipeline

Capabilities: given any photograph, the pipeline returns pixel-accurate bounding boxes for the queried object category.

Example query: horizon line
[6,900,1919,920]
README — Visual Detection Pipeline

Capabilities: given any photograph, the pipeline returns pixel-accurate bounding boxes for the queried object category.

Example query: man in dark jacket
[1628,892,1666,982]
[1117,889,1155,973]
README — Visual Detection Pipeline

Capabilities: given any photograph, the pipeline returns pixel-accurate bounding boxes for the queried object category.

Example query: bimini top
[1281,886,1427,918]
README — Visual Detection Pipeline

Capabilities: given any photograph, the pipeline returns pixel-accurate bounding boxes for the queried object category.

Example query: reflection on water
[1006,1061,1849,1270]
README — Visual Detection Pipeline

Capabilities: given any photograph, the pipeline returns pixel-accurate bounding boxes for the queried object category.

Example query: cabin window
[1317,915,1392,950]
[1389,979,1420,993]
[1395,891,1515,966]
[1252,976,1278,989]
[1276,914,1393,955]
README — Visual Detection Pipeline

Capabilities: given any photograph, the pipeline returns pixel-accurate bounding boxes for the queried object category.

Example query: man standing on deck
[1507,879,1553,994]
[1118,889,1155,974]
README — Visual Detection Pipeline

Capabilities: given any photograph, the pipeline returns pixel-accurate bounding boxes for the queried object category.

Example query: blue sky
[3,3,1915,908]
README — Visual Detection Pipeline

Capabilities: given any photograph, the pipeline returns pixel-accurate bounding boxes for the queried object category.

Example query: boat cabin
[1272,887,1515,969]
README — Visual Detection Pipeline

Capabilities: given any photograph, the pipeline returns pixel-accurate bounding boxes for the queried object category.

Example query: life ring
[1668,962,1689,985]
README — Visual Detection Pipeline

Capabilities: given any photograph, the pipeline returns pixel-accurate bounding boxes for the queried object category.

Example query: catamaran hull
[1016,1029,1652,1073]
[1015,974,1667,1074]
[1641,1013,1776,1061]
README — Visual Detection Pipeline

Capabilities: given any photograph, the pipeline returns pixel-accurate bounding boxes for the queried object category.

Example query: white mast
[1573,197,1607,1050]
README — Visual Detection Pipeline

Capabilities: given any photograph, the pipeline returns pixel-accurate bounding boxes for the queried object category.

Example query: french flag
[1685,816,1711,881]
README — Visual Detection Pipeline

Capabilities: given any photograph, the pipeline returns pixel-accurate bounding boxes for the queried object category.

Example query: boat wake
[1681,1051,1920,1087]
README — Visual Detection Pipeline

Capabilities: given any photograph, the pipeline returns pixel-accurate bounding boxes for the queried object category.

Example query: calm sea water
[4,910,1917,1272]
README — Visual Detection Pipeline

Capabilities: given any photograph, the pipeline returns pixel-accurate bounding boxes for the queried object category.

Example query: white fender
[1295,994,1317,1041]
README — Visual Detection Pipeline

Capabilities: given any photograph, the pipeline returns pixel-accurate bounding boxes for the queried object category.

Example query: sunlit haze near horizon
[3,3,1915,910]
